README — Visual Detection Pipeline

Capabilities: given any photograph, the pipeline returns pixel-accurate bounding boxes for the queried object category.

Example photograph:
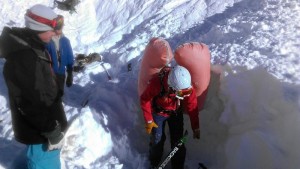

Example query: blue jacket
[46,35,74,75]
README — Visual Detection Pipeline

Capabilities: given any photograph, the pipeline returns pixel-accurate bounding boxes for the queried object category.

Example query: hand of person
[42,122,65,151]
[66,70,73,87]
[193,128,200,139]
[145,121,158,134]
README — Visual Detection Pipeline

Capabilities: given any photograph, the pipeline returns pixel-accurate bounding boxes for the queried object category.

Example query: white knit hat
[25,4,58,31]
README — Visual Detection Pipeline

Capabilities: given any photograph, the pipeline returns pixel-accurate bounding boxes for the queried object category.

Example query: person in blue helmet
[140,65,200,169]
[0,4,67,169]
[46,15,74,97]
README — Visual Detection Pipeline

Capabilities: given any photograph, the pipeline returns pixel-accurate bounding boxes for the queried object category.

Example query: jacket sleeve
[183,88,200,130]
[62,37,74,72]
[140,77,161,123]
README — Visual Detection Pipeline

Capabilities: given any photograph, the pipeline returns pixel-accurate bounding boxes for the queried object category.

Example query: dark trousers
[149,112,186,169]
[55,73,65,97]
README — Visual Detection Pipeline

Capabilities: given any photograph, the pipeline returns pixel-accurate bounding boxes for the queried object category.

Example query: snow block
[138,37,173,96]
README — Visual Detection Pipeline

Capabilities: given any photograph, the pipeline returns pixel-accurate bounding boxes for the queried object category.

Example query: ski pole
[156,130,188,169]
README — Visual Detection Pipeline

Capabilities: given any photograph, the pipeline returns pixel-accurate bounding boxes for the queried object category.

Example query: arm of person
[62,37,74,87]
[184,88,200,138]
[63,37,74,71]
[140,77,161,124]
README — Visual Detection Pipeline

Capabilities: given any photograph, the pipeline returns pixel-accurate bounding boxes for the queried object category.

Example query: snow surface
[0,0,300,169]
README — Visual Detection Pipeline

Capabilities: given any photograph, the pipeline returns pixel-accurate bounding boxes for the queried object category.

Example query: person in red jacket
[140,65,200,169]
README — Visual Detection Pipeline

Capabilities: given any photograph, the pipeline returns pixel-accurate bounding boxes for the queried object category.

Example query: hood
[0,27,45,59]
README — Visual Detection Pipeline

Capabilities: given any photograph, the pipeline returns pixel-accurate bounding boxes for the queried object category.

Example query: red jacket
[140,71,199,130]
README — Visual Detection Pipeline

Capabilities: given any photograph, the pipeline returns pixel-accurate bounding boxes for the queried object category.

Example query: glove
[66,70,73,87]
[42,122,65,151]
[145,121,158,134]
[193,128,200,139]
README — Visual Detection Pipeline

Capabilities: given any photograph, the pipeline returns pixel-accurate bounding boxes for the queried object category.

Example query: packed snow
[0,0,299,169]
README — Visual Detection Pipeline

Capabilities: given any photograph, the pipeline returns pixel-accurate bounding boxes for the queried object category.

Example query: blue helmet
[168,65,191,90]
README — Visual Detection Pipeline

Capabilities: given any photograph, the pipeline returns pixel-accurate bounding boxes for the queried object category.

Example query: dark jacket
[0,27,67,144]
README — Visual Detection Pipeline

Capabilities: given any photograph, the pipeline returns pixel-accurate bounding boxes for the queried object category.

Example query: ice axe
[100,62,112,80]
[94,54,112,80]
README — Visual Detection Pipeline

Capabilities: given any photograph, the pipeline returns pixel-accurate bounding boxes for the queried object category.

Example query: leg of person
[149,113,168,168]
[168,111,186,169]
[26,144,61,169]
[55,73,66,97]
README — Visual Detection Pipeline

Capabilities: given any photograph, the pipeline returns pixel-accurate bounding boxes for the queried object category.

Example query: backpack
[151,66,180,114]
[157,66,171,97]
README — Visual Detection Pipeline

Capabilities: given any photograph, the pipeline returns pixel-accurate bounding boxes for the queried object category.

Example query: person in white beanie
[0,4,67,169]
